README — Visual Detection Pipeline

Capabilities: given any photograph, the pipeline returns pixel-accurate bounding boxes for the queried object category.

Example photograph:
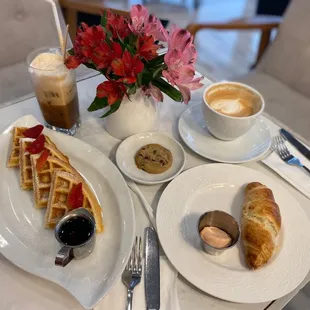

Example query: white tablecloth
[0,74,309,310]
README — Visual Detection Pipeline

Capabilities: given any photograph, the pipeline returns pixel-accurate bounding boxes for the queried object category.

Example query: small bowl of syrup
[55,208,96,267]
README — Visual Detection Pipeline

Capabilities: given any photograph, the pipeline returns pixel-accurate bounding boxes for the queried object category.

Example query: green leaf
[100,99,122,118]
[116,32,124,44]
[137,72,143,87]
[88,96,109,112]
[152,78,182,102]
[126,44,136,55]
[140,69,154,86]
[68,48,74,56]
[128,33,137,47]
[104,28,113,41]
[100,10,107,28]
[83,62,97,70]
[82,62,106,75]
[116,36,126,50]
[147,54,165,68]
[127,85,136,95]
[152,67,162,78]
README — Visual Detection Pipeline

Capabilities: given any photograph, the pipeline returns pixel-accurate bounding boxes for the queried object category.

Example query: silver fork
[274,135,310,174]
[122,236,142,310]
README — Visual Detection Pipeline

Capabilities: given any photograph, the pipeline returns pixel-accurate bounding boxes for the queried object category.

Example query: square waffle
[31,155,79,209]
[7,127,56,168]
[19,138,69,190]
[45,171,104,233]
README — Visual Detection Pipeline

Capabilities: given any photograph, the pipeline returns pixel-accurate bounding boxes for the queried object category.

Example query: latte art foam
[205,84,260,117]
[210,98,253,117]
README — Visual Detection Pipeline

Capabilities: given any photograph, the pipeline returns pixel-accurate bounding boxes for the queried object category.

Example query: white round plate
[116,132,185,185]
[0,115,135,310]
[178,103,272,163]
[156,164,310,303]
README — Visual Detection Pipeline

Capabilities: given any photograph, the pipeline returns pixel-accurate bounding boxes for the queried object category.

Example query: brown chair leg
[255,29,272,66]
[65,8,78,41]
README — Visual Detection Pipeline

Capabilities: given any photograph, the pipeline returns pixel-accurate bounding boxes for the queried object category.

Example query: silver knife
[280,128,310,160]
[144,227,160,310]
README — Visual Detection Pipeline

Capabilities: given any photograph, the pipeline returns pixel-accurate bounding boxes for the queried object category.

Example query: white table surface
[0,74,309,310]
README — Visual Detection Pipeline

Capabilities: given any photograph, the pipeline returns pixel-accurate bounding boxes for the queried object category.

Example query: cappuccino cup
[202,82,265,140]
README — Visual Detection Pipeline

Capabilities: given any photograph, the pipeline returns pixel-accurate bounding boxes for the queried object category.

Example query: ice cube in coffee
[27,47,80,135]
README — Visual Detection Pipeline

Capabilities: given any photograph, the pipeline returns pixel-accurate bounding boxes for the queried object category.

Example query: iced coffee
[27,47,80,135]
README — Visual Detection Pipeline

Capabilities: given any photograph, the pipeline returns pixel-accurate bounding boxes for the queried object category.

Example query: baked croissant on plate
[242,182,282,270]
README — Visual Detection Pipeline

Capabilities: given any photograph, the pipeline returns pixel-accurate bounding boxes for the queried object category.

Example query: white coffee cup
[202,81,265,140]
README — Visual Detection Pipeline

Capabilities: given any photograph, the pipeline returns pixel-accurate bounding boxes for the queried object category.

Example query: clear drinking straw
[44,0,65,55]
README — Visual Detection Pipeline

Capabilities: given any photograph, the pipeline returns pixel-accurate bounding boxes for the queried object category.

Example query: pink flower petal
[175,66,195,82]
[181,45,197,64]
[130,5,149,33]
[168,25,193,51]
[177,84,191,104]
[162,70,176,86]
[145,83,164,102]
[183,81,204,90]
[183,76,204,90]
[144,15,168,42]
[164,49,183,69]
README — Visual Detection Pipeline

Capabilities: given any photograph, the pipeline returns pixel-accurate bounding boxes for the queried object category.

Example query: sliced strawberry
[36,149,49,172]
[23,125,44,138]
[68,183,84,209]
[26,135,45,154]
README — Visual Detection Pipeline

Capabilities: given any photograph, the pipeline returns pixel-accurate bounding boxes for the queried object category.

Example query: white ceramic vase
[104,89,159,140]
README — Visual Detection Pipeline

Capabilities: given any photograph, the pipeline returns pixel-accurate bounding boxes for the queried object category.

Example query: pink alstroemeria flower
[163,26,203,103]
[129,5,168,42]
[167,25,191,49]
[167,25,197,64]
[143,83,164,102]
[144,15,168,42]
[129,5,149,33]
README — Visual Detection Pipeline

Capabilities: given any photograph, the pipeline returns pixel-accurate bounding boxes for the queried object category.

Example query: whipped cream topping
[30,53,64,70]
[29,53,76,106]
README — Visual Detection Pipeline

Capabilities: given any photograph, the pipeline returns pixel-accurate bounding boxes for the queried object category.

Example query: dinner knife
[280,128,310,160]
[144,227,160,310]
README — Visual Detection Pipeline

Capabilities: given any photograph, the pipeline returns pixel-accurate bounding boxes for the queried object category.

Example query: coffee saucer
[178,103,271,163]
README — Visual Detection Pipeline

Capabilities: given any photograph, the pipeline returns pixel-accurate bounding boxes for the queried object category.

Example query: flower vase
[104,90,159,140]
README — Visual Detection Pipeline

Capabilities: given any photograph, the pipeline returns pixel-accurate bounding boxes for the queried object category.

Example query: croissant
[242,182,281,269]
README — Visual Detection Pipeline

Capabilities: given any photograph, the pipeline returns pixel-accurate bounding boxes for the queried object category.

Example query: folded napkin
[263,140,310,199]
[95,256,180,310]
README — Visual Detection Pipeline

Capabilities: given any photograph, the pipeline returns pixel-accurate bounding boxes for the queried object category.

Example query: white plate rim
[0,115,136,309]
[156,163,310,303]
[115,132,186,185]
[178,104,272,163]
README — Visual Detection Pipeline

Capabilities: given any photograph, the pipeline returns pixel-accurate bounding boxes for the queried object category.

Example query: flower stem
[152,78,182,102]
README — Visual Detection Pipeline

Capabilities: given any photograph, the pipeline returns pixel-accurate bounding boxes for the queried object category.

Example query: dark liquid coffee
[39,94,80,129]
[59,216,93,246]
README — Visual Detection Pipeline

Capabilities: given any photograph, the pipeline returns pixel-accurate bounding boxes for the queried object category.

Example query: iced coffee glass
[27,47,80,135]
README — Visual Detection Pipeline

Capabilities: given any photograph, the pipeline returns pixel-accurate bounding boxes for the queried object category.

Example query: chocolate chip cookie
[135,144,173,174]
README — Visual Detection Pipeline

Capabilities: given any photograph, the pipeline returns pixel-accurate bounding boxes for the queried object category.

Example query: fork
[122,236,142,310]
[274,135,310,175]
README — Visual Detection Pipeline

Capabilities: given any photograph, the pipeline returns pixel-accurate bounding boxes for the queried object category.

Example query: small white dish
[178,103,272,163]
[116,132,185,185]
